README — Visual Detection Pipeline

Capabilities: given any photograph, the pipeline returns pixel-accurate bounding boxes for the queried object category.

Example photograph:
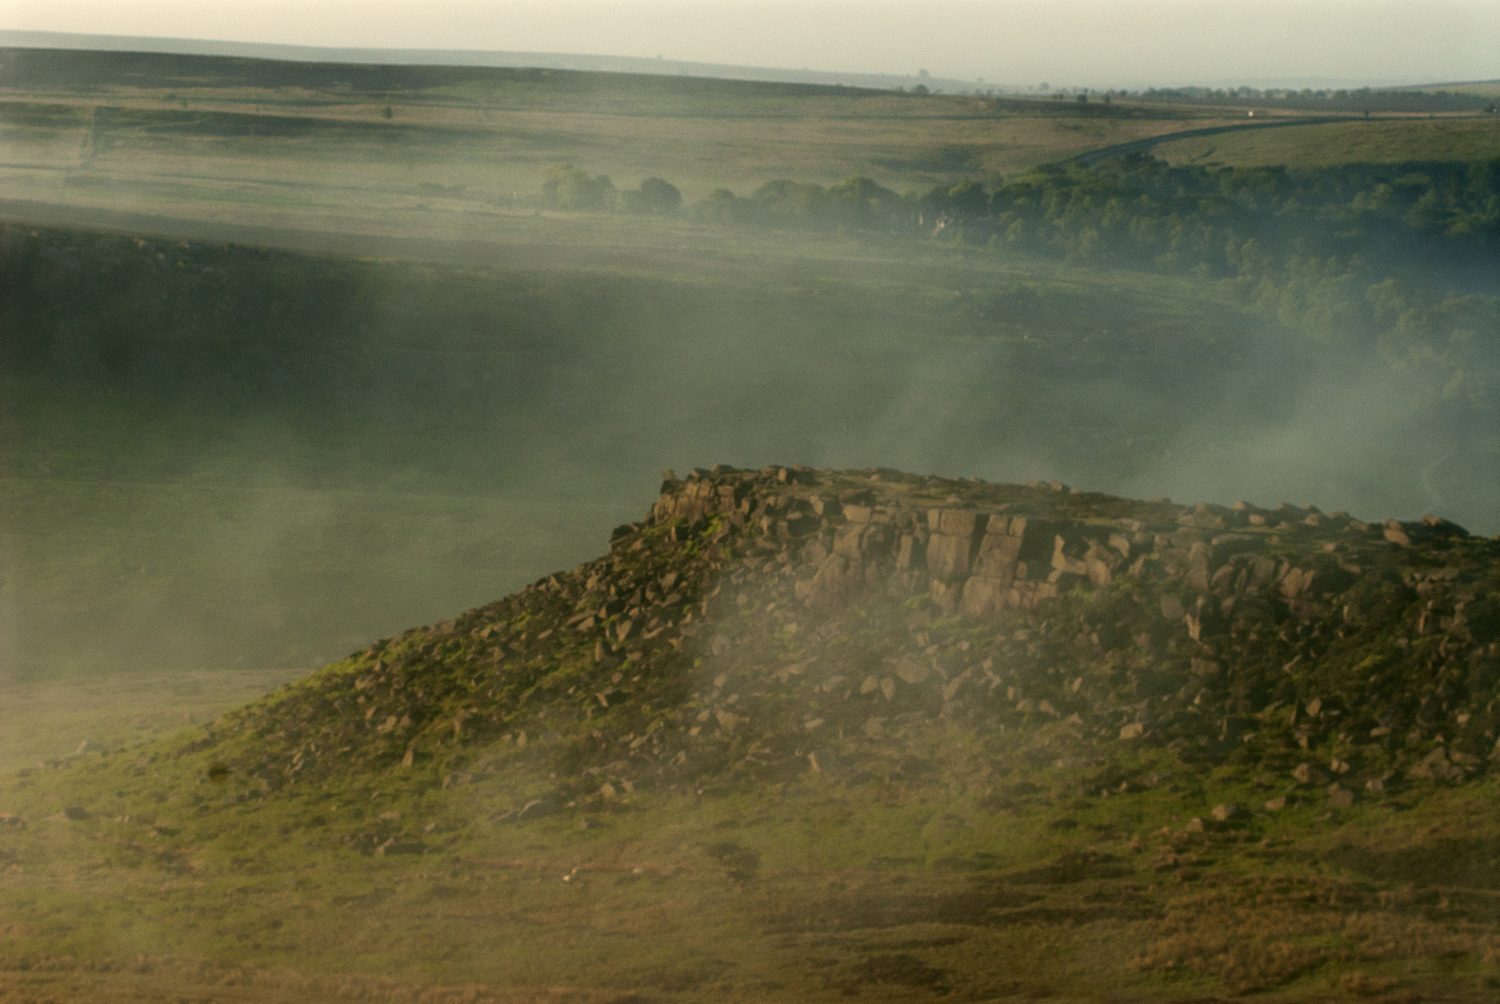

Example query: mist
[4,214,1493,682]
[2,26,1500,1000]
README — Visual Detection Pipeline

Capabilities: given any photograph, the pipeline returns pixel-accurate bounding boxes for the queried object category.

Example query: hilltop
[205,464,1499,804]
[4,466,1500,1002]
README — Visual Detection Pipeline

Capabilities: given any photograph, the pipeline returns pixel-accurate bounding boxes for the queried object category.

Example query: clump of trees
[541,164,680,214]
[542,163,615,211]
[619,176,681,215]
[541,156,1498,409]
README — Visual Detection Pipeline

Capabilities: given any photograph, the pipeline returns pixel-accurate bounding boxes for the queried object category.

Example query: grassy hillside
[0,222,1272,677]
[0,46,1219,228]
[7,219,1492,682]
[1156,117,1500,167]
[1,467,1498,1002]
[0,668,297,774]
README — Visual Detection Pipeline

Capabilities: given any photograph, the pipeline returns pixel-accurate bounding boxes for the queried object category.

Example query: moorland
[0,44,1498,1002]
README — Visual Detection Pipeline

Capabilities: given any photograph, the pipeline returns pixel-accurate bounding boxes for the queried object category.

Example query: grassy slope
[0,47,1210,224]
[2,49,1489,234]
[1407,81,1500,99]
[7,222,1325,678]
[2,468,1499,1002]
[1155,117,1500,167]
[0,669,298,774]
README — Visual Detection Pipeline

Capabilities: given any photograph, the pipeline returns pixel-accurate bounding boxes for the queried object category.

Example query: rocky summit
[206,464,1498,812]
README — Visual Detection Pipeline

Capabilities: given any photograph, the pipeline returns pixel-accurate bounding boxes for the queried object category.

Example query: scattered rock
[1339,971,1398,996]
[510,796,563,822]
[1210,803,1241,823]
[1292,763,1326,785]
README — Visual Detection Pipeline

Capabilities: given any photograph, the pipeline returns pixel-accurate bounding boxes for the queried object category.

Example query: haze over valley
[0,12,1498,1002]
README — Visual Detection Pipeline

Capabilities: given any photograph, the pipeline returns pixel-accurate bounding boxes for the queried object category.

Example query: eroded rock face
[201,464,1500,808]
[647,467,1401,640]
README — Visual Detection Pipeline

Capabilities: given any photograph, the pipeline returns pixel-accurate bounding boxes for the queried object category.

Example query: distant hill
[0,29,987,95]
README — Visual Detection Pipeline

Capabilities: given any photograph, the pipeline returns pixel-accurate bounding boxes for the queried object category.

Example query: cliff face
[197,465,1499,815]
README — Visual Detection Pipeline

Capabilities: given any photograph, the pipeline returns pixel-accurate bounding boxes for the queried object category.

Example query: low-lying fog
[1,225,1494,680]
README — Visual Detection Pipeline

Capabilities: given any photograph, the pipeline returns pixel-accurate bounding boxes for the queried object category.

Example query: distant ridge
[0,29,987,95]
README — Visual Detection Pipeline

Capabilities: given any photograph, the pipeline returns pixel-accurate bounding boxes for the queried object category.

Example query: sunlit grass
[1158,117,1500,167]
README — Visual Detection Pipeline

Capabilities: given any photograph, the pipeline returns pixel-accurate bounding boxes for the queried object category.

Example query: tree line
[541,154,1499,418]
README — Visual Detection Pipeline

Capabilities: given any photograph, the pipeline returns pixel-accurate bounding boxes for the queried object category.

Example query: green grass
[0,668,299,774]
[4,706,1499,1001]
[1409,81,1500,99]
[0,46,1246,232]
[1156,116,1500,166]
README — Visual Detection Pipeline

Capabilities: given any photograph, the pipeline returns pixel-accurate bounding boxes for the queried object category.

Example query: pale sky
[6,0,1499,89]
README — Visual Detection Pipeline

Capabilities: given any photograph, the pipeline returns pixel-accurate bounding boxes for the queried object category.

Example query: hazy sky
[6,0,1499,88]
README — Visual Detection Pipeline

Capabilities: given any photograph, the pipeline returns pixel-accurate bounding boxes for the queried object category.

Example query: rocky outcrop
[197,464,1500,815]
[646,468,1435,645]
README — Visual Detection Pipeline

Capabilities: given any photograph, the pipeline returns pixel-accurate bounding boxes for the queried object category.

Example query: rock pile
[201,465,1500,817]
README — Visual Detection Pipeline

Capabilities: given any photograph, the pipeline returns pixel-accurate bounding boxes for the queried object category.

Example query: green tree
[541,163,616,211]
[620,177,682,214]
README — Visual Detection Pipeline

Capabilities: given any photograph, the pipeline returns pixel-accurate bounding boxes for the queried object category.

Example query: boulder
[1210,803,1242,823]
[1291,763,1326,785]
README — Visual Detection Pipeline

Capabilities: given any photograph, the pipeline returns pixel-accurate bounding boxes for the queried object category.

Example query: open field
[0,95,1207,237]
[5,767,1499,1003]
[0,668,299,775]
[5,47,1486,236]
[1408,80,1500,99]
[1156,116,1500,167]
[0,48,1228,224]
